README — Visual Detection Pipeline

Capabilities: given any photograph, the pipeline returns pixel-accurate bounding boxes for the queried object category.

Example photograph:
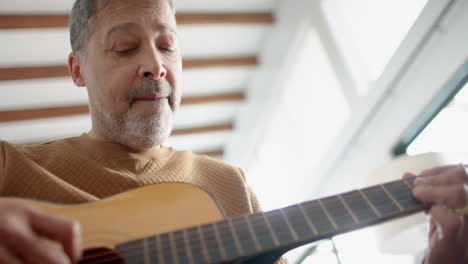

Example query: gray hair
[70,0,175,54]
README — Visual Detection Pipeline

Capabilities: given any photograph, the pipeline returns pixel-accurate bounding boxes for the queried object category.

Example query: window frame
[392,62,468,156]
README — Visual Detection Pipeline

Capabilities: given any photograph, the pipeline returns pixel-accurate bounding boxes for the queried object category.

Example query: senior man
[0,0,273,263]
[0,0,467,263]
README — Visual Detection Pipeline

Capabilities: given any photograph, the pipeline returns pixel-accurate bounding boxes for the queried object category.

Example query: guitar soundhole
[79,247,125,264]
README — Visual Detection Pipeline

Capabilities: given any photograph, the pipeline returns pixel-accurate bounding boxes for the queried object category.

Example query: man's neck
[87,129,161,152]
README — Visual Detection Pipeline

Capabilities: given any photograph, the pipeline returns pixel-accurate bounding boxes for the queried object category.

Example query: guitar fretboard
[115,177,427,264]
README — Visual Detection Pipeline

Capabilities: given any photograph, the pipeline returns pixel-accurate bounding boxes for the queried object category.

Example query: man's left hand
[405,164,468,264]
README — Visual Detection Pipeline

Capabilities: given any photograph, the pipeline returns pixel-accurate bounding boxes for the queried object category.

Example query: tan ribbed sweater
[0,134,287,263]
[0,134,260,217]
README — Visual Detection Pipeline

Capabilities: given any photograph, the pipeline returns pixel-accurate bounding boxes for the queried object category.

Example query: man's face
[75,0,182,149]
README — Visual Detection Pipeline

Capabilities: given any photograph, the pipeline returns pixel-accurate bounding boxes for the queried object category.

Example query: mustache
[127,79,173,106]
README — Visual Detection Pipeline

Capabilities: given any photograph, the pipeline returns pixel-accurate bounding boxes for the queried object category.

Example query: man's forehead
[96,0,176,34]
[106,22,177,38]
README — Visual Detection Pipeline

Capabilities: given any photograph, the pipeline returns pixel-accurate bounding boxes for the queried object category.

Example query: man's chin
[126,100,173,121]
[120,118,172,150]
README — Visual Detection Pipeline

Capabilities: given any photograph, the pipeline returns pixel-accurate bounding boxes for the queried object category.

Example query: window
[393,62,468,155]
[321,0,429,93]
[248,26,351,211]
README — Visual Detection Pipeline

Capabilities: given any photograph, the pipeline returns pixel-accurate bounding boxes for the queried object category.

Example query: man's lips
[134,93,168,101]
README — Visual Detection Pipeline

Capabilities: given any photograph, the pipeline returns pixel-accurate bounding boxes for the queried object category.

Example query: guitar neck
[115,177,427,263]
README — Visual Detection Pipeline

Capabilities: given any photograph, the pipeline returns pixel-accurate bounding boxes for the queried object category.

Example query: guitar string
[115,183,419,252]
[114,191,416,256]
[81,182,422,263]
[82,214,424,263]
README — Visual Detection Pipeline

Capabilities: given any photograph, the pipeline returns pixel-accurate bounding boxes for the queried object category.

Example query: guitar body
[0,183,225,250]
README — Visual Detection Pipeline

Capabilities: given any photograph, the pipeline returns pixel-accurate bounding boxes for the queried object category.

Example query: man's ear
[68,52,86,87]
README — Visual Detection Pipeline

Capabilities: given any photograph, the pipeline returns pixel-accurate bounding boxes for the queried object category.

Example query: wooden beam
[0,57,257,81]
[0,105,89,123]
[0,13,274,29]
[0,15,67,29]
[0,92,244,122]
[181,93,245,105]
[177,13,274,25]
[171,123,233,136]
[183,57,257,69]
[0,65,69,81]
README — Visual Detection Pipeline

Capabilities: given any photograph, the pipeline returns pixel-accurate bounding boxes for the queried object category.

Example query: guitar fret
[385,180,424,210]
[280,210,299,241]
[265,210,295,245]
[156,235,164,264]
[249,213,277,249]
[212,223,227,260]
[337,195,359,224]
[183,229,195,264]
[215,220,240,260]
[185,227,207,263]
[160,233,174,264]
[317,199,338,230]
[380,185,404,211]
[321,196,356,228]
[231,216,261,254]
[197,226,211,263]
[169,232,180,264]
[362,186,401,216]
[200,223,223,263]
[301,201,335,234]
[228,219,245,256]
[244,216,262,250]
[174,230,191,264]
[297,204,319,235]
[341,191,379,222]
[245,214,271,250]
[358,190,382,217]
[143,238,150,264]
[261,213,280,247]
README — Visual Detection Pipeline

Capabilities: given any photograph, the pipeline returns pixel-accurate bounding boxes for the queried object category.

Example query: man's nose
[138,47,167,80]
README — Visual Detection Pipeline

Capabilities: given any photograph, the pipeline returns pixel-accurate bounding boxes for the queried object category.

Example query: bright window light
[248,26,351,211]
[298,228,414,264]
[321,0,428,92]
[331,228,414,264]
[407,81,468,155]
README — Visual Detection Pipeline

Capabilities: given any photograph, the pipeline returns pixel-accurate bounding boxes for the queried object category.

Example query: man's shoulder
[169,148,244,177]
[0,136,79,158]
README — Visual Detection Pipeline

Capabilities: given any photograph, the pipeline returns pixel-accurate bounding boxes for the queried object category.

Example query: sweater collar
[77,133,173,161]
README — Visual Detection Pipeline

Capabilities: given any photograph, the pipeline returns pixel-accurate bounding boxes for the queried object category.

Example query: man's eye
[159,47,175,53]
[115,48,137,55]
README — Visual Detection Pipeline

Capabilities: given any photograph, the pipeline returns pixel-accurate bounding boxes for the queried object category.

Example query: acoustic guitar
[0,178,426,264]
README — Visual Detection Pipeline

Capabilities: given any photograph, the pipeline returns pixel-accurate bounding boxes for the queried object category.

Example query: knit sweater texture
[0,134,288,263]
[0,134,262,217]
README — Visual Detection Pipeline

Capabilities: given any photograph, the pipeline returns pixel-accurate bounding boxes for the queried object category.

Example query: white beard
[95,102,173,150]
[88,78,176,150]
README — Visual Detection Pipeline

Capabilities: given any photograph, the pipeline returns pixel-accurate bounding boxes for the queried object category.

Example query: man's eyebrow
[106,22,177,39]
[157,24,178,36]
[106,22,140,39]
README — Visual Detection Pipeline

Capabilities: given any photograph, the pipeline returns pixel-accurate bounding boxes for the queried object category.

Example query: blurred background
[1,0,467,263]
